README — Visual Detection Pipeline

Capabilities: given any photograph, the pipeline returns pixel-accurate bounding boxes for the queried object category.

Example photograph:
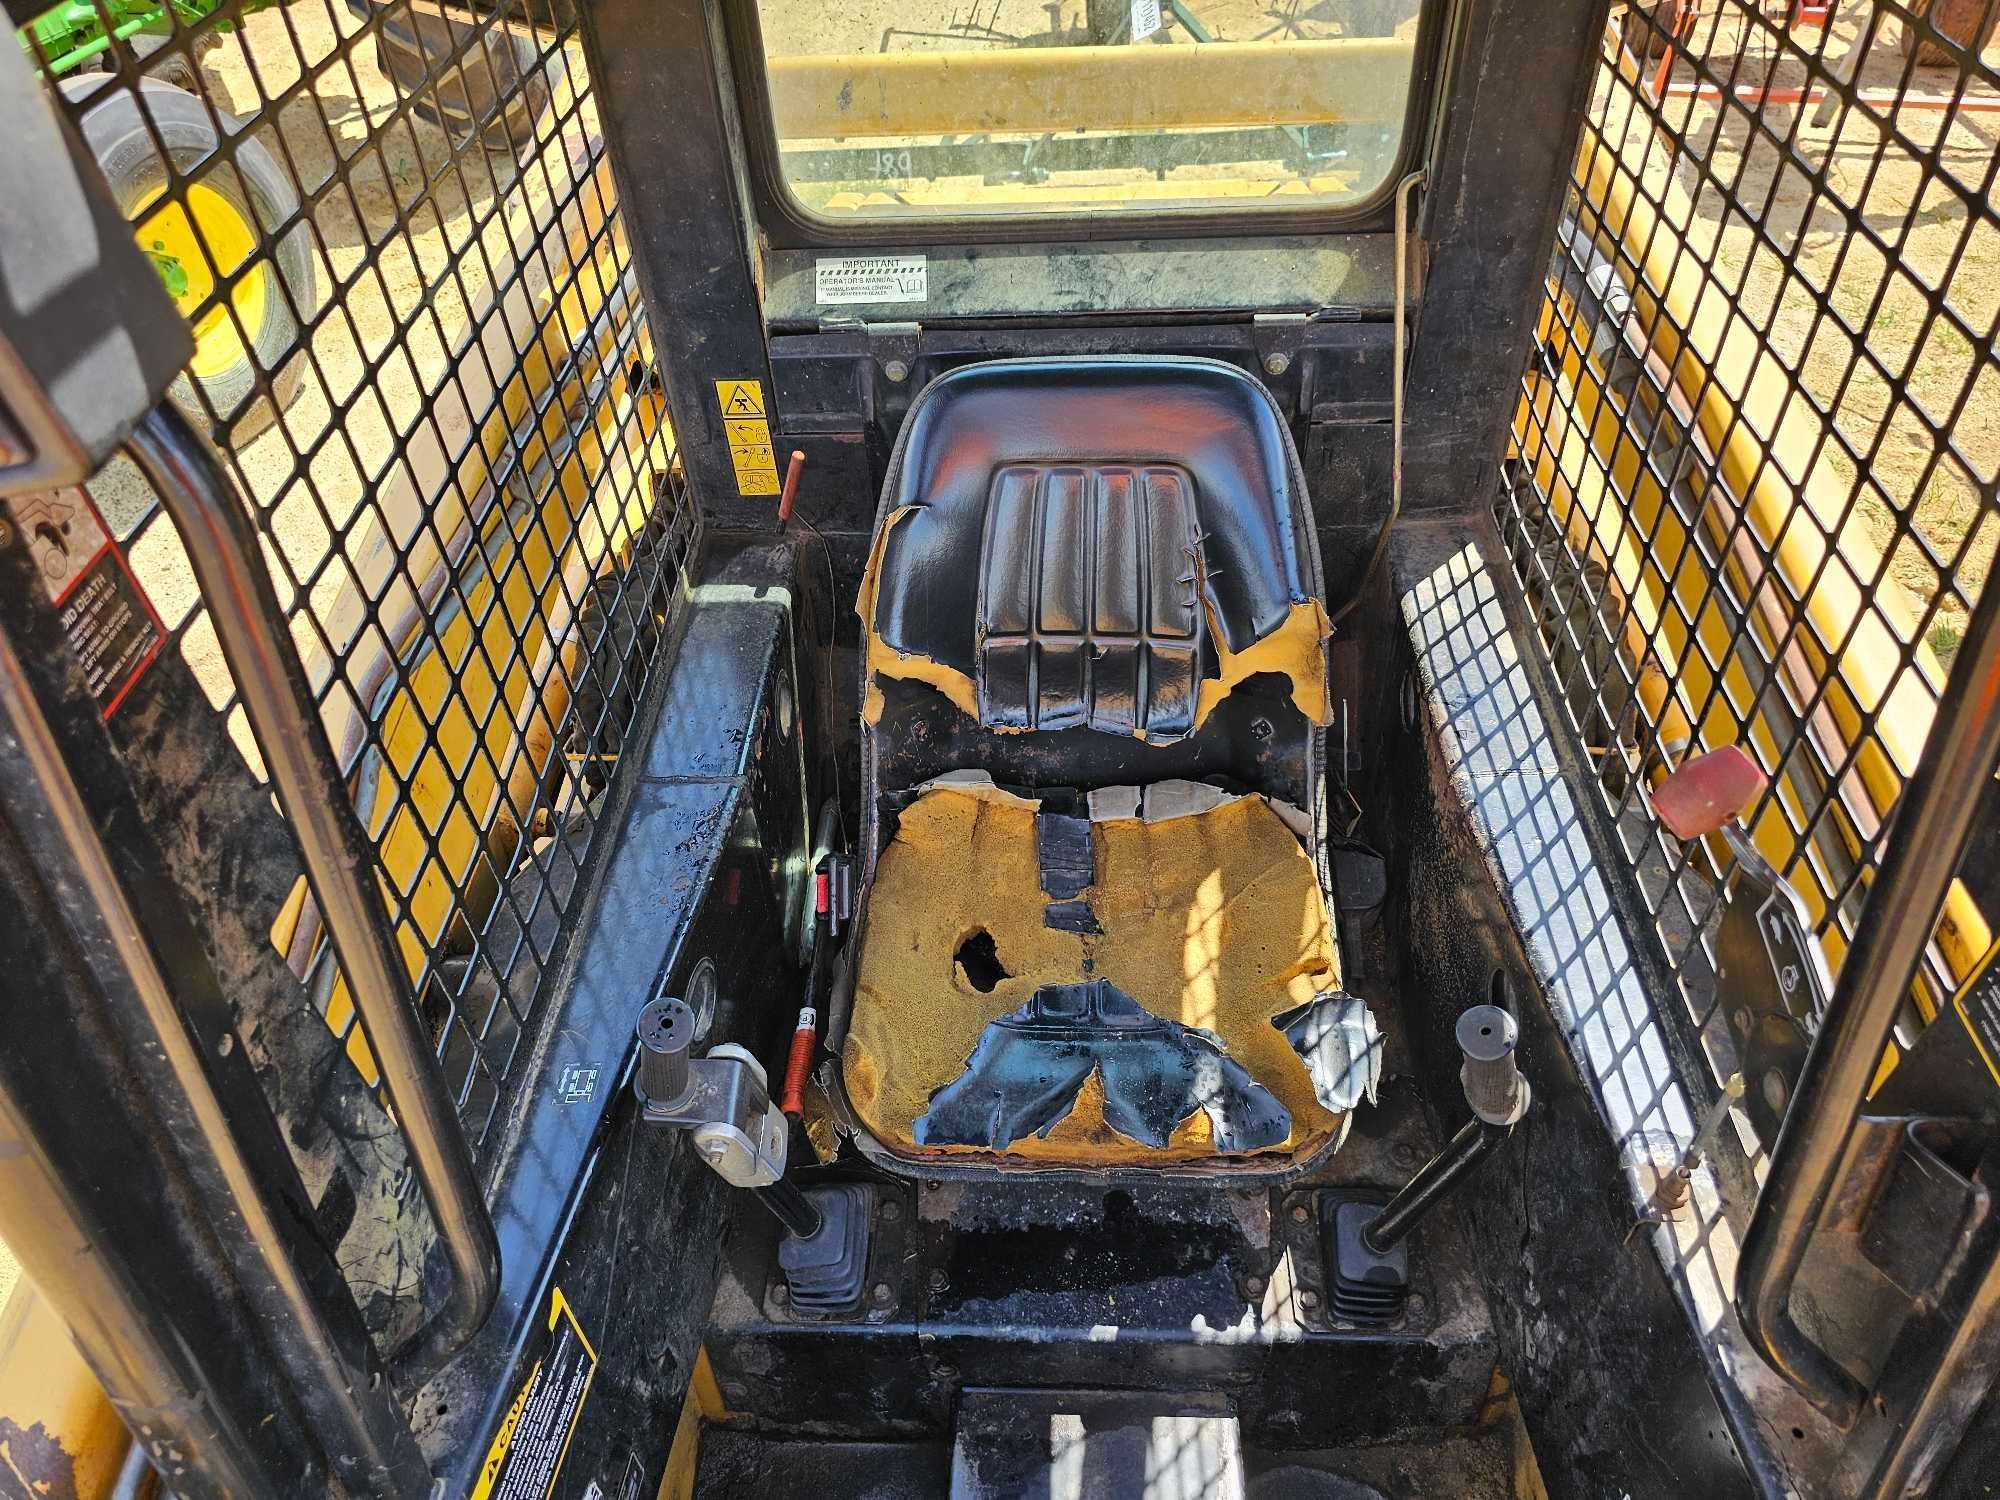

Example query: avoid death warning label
[473,1286,598,1500]
[5,489,165,718]
[715,378,781,496]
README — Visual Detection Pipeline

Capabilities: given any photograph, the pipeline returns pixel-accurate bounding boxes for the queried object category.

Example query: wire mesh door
[1496,0,2000,1163]
[18,0,692,1162]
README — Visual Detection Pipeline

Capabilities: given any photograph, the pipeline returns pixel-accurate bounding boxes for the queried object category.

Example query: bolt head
[1299,1289,1321,1310]
[1290,1204,1311,1223]
[881,1200,902,1223]
[1763,1068,1790,1113]
[771,1282,789,1303]
[870,1282,894,1306]
[883,359,910,383]
[1244,1276,1266,1298]
[926,1268,949,1293]
[1264,351,1292,376]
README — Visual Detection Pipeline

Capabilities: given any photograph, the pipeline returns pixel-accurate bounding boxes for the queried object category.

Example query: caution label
[1956,942,2000,1089]
[472,1287,598,1500]
[6,488,165,718]
[714,379,780,496]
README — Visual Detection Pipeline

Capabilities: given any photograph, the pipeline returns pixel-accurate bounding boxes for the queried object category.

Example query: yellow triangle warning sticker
[715,379,766,418]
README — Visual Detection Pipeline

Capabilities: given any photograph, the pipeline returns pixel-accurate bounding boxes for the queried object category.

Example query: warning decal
[714,379,780,497]
[472,1286,598,1500]
[716,380,765,417]
[1956,941,2000,1089]
[5,488,165,719]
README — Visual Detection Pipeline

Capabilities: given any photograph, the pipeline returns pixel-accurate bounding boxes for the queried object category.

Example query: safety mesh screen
[23,0,690,1160]
[1496,0,1999,1160]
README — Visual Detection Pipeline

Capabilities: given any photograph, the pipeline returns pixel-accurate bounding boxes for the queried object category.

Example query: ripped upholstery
[858,358,1331,741]
[915,979,1291,1153]
[843,779,1349,1165]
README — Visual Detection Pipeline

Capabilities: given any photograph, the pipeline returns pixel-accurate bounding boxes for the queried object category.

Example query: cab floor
[689,1423,1521,1500]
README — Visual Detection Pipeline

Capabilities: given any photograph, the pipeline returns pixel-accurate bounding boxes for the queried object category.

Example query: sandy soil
[1600,5,2000,652]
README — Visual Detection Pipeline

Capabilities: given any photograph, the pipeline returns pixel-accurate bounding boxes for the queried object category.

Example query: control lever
[780,853,853,1121]
[1324,1003,1532,1324]
[635,995,873,1313]
[1652,744,1833,1145]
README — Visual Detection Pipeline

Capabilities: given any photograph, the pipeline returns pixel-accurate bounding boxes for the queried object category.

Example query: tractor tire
[64,76,314,445]
[368,1,552,157]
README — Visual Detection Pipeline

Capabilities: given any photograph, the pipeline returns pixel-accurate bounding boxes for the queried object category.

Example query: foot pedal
[778,1183,873,1314]
[1320,1194,1409,1326]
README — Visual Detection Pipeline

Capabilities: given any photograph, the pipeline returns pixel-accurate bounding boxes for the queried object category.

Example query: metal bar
[583,0,774,514]
[1736,540,2000,1427]
[755,1179,826,1240]
[0,595,432,1493]
[0,1085,277,1500]
[1363,1116,1511,1252]
[109,1438,156,1500]
[1328,166,1424,630]
[1861,1183,2000,1499]
[127,403,501,1389]
[764,38,1414,139]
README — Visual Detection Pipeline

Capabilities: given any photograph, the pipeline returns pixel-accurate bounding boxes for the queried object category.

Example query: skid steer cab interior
[3,0,2000,1493]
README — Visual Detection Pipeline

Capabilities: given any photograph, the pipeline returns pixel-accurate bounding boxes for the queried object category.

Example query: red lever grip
[779,1008,817,1119]
[776,450,806,524]
[1651,744,1768,841]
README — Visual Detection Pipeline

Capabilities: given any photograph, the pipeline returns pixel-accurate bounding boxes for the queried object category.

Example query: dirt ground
[1596,3,2000,654]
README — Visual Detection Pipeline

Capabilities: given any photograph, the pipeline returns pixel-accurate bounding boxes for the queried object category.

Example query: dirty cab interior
[2,0,2000,1493]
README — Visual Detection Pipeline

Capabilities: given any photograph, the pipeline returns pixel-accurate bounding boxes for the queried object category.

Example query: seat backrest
[858,356,1333,866]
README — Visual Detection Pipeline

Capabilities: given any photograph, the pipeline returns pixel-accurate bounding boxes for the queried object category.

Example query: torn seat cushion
[844,778,1349,1165]
[859,357,1330,743]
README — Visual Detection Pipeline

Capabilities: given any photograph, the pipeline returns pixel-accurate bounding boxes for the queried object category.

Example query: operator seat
[836,357,1380,1172]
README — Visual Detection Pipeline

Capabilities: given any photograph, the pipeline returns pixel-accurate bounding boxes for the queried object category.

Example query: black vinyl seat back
[858,356,1333,870]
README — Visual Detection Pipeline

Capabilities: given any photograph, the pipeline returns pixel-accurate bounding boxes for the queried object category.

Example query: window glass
[750,0,1422,222]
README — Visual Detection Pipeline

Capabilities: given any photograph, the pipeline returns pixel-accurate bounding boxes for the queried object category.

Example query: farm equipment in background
[17,0,550,442]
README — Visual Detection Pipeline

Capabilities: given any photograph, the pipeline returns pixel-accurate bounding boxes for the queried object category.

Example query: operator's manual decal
[5,488,165,718]
[814,254,927,305]
[473,1286,598,1500]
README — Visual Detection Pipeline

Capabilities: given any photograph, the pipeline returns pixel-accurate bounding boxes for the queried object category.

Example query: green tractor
[18,0,550,442]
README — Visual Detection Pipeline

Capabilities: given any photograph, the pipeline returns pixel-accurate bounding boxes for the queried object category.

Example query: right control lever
[1364,1004,1532,1253]
[1325,1003,1532,1324]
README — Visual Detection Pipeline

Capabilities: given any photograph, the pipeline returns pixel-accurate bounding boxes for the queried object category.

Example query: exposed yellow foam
[1193,597,1333,728]
[843,784,1344,1165]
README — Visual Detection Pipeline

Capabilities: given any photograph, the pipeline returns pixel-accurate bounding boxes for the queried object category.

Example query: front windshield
[749,0,1422,222]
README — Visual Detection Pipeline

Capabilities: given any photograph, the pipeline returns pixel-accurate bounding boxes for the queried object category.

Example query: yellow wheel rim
[135,182,271,383]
